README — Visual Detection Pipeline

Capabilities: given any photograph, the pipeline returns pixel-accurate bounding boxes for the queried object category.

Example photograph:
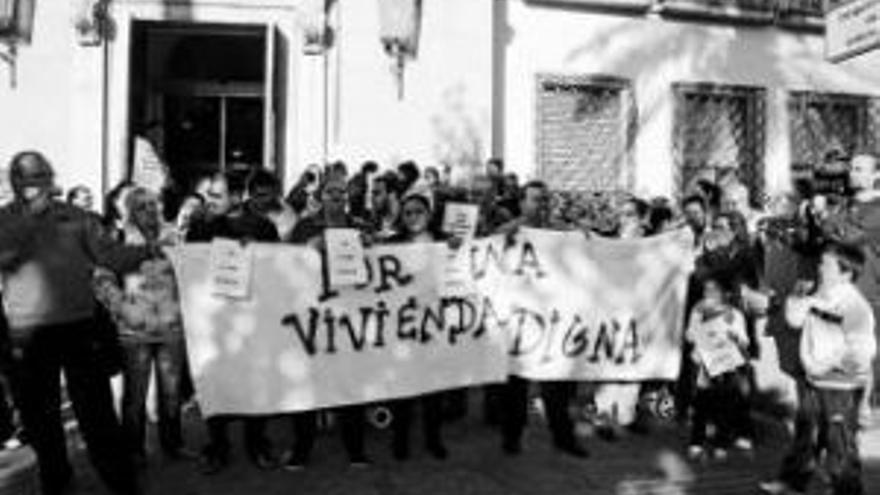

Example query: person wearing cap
[0,151,155,495]
[383,187,449,461]
[760,241,876,495]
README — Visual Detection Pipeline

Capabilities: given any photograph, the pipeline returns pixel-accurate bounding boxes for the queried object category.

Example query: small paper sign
[325,228,368,287]
[132,136,167,193]
[693,326,745,378]
[442,202,480,239]
[439,244,473,296]
[209,239,253,299]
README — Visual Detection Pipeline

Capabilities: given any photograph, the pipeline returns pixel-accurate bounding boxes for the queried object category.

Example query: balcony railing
[525,1,826,30]
[778,0,824,16]
[659,0,825,29]
[776,0,825,32]
[659,0,775,24]
[663,0,823,14]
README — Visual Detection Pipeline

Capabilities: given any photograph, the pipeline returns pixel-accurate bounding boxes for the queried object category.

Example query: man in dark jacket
[0,151,153,495]
[185,171,279,474]
[493,180,588,459]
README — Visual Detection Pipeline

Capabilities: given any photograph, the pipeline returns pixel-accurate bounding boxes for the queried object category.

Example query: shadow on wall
[555,14,880,186]
[431,84,486,183]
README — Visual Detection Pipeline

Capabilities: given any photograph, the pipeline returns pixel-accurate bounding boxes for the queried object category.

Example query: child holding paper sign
[685,276,753,461]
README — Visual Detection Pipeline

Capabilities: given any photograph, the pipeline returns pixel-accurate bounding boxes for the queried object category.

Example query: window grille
[535,74,636,192]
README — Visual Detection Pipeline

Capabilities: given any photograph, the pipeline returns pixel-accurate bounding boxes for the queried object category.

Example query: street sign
[826,0,880,62]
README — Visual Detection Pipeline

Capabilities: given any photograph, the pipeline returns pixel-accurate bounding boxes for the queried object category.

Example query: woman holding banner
[383,186,450,460]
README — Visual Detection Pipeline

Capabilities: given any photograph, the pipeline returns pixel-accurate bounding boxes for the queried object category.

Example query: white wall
[330,0,494,174]
[503,0,880,198]
[12,0,876,201]
[0,1,104,198]
[0,0,495,199]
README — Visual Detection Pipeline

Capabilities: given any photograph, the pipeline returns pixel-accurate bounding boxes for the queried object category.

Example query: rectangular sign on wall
[826,0,880,62]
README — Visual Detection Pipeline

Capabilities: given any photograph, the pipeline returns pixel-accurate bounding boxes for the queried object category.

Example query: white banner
[172,229,694,416]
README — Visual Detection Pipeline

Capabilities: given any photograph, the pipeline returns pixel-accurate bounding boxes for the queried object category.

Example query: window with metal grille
[535,74,635,192]
[672,83,766,205]
[788,91,879,181]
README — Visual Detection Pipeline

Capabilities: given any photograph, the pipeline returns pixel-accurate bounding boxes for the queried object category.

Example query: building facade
[0,0,879,203]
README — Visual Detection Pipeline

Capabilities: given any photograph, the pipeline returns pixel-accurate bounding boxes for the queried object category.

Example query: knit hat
[402,181,434,212]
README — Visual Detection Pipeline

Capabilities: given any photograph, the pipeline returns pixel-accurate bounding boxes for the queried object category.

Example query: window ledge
[659,0,775,25]
[776,12,825,34]
[525,0,653,14]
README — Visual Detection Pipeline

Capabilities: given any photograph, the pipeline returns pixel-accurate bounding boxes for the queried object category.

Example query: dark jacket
[186,210,280,243]
[287,213,369,245]
[0,201,151,330]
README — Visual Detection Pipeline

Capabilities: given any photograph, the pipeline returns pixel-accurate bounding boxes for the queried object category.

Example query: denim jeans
[779,384,865,495]
[121,339,185,455]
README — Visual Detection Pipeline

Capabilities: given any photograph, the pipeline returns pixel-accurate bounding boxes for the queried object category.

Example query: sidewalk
[64,403,880,495]
[54,327,878,494]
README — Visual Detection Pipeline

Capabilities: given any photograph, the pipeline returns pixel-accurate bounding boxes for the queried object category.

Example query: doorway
[128,21,269,193]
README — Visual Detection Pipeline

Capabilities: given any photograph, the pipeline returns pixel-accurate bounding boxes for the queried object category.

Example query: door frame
[105,0,305,193]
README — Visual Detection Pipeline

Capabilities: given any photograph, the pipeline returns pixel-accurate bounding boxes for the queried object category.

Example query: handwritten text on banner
[171,229,694,416]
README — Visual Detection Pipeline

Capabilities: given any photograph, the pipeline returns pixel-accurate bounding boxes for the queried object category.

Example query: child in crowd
[685,276,754,461]
[761,241,876,495]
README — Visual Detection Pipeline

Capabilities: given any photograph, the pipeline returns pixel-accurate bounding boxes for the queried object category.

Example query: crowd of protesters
[0,148,877,495]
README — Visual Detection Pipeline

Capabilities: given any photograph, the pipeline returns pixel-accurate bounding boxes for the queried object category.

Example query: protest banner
[171,241,510,416]
[499,228,693,381]
[172,229,694,416]
[131,135,167,193]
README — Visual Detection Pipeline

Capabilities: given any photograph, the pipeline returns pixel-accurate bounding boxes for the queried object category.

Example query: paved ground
[60,397,880,495]
[56,332,880,494]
